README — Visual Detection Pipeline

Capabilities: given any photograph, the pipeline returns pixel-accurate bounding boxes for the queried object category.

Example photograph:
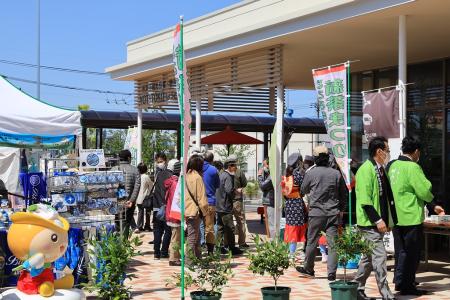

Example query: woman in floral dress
[282,154,308,260]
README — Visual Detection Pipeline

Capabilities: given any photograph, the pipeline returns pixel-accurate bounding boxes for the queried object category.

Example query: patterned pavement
[123,212,450,300]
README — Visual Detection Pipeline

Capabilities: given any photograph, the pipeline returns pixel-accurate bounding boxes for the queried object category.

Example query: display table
[423,221,450,270]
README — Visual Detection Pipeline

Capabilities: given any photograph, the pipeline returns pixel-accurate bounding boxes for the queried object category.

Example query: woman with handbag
[185,155,209,261]
[136,163,154,233]
[164,159,182,266]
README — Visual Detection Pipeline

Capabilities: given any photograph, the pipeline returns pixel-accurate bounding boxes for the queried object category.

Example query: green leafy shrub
[167,247,234,296]
[329,227,373,282]
[83,230,142,300]
[244,180,259,199]
[247,235,292,290]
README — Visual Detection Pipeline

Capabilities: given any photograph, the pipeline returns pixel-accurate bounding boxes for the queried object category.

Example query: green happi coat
[356,159,397,227]
[387,156,434,226]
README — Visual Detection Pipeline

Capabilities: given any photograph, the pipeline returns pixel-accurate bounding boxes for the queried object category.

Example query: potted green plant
[329,227,373,300]
[247,235,292,300]
[83,230,142,300]
[167,246,234,299]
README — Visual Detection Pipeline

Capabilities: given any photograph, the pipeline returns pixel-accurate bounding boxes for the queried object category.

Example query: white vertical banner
[173,23,192,172]
[124,127,138,167]
[313,64,351,187]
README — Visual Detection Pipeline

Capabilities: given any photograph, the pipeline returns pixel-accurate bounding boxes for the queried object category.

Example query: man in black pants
[216,155,243,256]
[113,150,141,239]
[388,137,445,295]
[151,153,173,260]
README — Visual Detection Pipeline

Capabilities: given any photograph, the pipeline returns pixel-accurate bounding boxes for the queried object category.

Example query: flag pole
[179,15,186,300]
[346,61,352,226]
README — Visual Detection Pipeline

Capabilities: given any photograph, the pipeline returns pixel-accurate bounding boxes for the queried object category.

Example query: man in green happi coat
[354,136,397,300]
[387,136,445,296]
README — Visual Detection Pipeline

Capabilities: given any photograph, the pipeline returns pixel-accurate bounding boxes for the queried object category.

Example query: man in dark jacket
[202,151,220,254]
[113,150,141,239]
[151,152,173,259]
[258,158,275,238]
[296,146,347,282]
[233,164,248,248]
[216,155,243,256]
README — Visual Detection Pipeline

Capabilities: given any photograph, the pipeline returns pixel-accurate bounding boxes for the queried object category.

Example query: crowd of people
[114,134,445,300]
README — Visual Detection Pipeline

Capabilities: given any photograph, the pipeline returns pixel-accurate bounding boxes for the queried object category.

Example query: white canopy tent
[0,76,81,149]
[0,76,82,192]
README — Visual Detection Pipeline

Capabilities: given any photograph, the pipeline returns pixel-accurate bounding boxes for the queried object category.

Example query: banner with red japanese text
[173,23,191,173]
[313,64,351,187]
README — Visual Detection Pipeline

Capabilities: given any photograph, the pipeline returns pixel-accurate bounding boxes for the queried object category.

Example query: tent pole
[37,0,41,99]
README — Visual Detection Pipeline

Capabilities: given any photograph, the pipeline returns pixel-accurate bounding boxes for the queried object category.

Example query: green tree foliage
[83,231,142,300]
[102,129,177,170]
[167,247,233,296]
[247,235,292,290]
[215,144,255,167]
[329,227,373,282]
[77,104,90,111]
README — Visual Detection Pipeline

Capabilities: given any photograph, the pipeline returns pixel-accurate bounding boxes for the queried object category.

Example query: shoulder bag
[186,181,204,219]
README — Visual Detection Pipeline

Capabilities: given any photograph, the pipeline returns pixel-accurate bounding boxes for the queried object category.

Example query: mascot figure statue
[3,204,84,299]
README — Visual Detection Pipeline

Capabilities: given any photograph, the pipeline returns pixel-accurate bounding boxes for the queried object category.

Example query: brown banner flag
[363,88,400,140]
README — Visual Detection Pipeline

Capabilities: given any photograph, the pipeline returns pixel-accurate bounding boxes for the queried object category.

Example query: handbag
[143,173,158,209]
[155,204,166,222]
[186,182,203,219]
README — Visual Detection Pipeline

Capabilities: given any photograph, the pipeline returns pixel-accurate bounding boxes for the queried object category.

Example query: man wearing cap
[296,145,347,282]
[202,151,220,254]
[216,155,243,256]
[232,156,249,249]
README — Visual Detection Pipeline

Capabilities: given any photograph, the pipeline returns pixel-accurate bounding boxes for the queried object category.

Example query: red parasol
[201,125,263,154]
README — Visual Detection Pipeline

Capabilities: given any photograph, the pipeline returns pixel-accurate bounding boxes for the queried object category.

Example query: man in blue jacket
[202,151,220,254]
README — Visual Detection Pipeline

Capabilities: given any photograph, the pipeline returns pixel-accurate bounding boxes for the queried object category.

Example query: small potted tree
[329,227,373,300]
[168,247,234,299]
[247,235,292,300]
[83,230,142,300]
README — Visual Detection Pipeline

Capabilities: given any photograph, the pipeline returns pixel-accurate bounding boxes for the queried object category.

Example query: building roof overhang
[106,0,450,89]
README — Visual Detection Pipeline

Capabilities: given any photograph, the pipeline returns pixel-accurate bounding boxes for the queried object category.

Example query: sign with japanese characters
[363,88,400,140]
[313,64,350,186]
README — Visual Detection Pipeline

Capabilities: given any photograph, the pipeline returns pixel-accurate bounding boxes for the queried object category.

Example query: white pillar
[274,83,284,238]
[196,98,202,149]
[137,108,143,164]
[398,15,407,139]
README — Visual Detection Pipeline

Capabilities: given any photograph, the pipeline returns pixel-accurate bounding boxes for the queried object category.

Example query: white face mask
[383,151,391,166]
[156,162,165,170]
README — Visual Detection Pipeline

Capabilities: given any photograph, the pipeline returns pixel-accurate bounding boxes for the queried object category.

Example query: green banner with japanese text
[313,64,351,187]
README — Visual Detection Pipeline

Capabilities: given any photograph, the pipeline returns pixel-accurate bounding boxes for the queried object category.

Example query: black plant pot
[261,286,291,300]
[190,291,222,300]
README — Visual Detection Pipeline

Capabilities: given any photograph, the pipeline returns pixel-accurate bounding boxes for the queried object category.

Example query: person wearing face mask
[258,158,275,238]
[387,136,445,296]
[150,152,173,260]
[354,136,397,300]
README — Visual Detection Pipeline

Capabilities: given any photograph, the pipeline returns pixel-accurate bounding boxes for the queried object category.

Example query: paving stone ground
[124,212,450,300]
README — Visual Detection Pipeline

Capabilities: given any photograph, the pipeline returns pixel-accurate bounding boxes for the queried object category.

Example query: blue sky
[0,0,316,118]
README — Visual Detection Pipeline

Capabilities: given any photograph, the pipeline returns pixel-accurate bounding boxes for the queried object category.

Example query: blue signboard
[0,131,75,149]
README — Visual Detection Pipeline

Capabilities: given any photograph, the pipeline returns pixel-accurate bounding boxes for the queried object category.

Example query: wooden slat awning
[134,45,283,114]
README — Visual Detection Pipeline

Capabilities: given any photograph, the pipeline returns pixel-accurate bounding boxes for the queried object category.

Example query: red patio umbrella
[201,125,263,154]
